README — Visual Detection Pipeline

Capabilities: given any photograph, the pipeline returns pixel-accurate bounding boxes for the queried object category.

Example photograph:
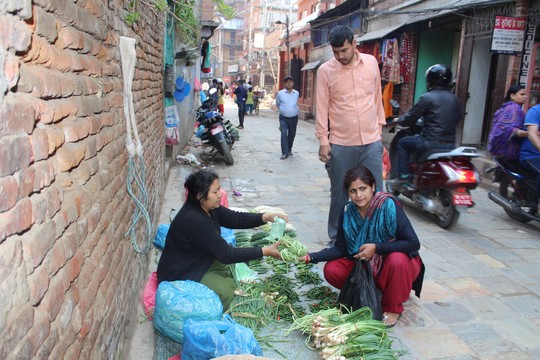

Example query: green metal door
[414,29,455,103]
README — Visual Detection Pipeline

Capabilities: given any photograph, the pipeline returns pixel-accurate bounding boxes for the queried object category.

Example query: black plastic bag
[337,259,383,320]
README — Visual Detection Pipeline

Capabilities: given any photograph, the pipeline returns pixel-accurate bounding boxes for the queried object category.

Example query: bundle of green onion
[288,307,406,360]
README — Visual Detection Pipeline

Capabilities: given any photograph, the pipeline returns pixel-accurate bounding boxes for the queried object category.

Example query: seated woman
[488,84,529,161]
[300,166,425,327]
[157,170,286,310]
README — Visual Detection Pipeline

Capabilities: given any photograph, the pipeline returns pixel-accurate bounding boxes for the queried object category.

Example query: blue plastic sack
[182,314,262,360]
[153,280,223,343]
[220,227,236,246]
[154,224,170,249]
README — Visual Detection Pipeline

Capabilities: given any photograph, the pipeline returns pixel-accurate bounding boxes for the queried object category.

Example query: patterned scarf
[343,192,398,255]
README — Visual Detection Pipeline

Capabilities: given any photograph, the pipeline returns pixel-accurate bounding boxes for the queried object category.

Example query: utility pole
[260,0,267,89]
[247,0,254,82]
[285,14,290,76]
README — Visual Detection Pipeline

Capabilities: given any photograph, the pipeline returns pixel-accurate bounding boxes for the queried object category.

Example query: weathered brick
[49,99,79,123]
[0,175,18,212]
[0,14,31,52]
[75,216,89,241]
[11,309,51,359]
[0,305,34,359]
[61,116,90,143]
[31,191,48,224]
[45,237,66,276]
[84,137,97,159]
[63,340,82,360]
[44,125,65,154]
[4,52,20,91]
[56,142,87,172]
[18,165,36,198]
[30,126,50,161]
[33,159,55,192]
[76,307,94,341]
[43,182,62,219]
[27,265,50,306]
[22,220,55,271]
[0,133,33,177]
[72,160,92,185]
[65,250,84,284]
[0,197,33,241]
[17,63,44,94]
[0,93,37,136]
[95,126,115,152]
[0,237,23,289]
[34,328,59,360]
[56,26,85,51]
[85,203,102,234]
[40,277,66,321]
[34,7,58,43]
[79,95,103,116]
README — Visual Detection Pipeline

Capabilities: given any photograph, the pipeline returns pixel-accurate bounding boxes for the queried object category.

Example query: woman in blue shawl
[302,166,424,327]
[488,84,528,160]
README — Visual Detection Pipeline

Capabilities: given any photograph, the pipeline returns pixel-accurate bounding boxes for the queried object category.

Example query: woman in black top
[157,170,286,310]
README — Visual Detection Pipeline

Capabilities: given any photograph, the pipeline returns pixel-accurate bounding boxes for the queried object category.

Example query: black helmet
[425,64,452,90]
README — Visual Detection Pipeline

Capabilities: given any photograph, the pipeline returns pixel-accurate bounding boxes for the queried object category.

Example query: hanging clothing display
[400,33,412,83]
[381,39,400,83]
[201,41,211,73]
[382,82,394,119]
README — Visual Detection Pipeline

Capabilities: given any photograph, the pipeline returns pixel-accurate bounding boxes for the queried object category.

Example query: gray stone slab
[423,301,477,324]
[450,322,517,357]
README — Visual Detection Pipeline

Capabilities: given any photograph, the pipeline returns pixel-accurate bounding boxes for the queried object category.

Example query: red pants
[217,104,224,115]
[324,253,422,314]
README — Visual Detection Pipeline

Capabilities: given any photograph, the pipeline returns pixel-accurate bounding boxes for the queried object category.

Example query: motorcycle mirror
[390,99,400,110]
[208,88,217,95]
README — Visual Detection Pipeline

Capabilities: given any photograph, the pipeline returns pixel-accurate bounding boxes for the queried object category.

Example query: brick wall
[0,0,166,358]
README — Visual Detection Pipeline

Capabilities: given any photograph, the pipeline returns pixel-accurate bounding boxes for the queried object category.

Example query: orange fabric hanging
[382,82,394,118]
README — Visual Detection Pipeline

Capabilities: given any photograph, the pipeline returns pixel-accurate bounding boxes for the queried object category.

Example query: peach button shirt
[315,51,386,147]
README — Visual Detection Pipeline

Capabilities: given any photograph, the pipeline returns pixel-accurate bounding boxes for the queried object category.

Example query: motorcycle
[385,112,480,228]
[194,89,238,165]
[487,159,539,223]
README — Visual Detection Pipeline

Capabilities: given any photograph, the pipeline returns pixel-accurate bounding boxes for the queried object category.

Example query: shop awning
[356,24,403,43]
[301,60,322,71]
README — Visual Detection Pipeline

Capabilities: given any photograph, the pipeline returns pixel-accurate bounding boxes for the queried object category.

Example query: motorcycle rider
[393,64,463,187]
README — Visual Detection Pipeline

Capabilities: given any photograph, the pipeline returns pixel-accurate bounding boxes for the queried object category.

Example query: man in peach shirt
[316,25,386,243]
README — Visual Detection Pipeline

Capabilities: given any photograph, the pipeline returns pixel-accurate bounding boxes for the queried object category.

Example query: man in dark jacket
[234,80,248,129]
[394,64,462,184]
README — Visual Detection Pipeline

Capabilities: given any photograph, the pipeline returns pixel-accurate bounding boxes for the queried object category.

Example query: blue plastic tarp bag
[182,314,263,360]
[154,224,170,249]
[153,280,223,343]
[220,227,236,246]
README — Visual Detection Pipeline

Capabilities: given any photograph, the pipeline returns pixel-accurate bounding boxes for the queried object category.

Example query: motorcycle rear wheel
[219,140,234,165]
[499,176,532,223]
[433,191,459,229]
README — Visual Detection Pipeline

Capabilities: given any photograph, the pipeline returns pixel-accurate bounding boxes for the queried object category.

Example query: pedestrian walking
[276,76,300,160]
[315,25,386,243]
[246,87,255,115]
[234,80,248,129]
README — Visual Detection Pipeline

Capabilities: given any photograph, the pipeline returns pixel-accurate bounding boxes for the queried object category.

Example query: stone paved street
[130,99,540,360]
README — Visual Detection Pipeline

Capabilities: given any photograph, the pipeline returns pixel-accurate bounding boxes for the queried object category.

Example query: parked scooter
[385,111,480,228]
[194,88,238,165]
[487,159,539,223]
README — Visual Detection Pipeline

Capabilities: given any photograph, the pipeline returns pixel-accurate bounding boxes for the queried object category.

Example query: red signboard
[491,16,527,54]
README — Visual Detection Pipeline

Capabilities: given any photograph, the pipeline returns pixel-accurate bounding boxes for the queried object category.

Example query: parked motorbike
[194,89,238,165]
[385,115,480,228]
[487,159,539,223]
